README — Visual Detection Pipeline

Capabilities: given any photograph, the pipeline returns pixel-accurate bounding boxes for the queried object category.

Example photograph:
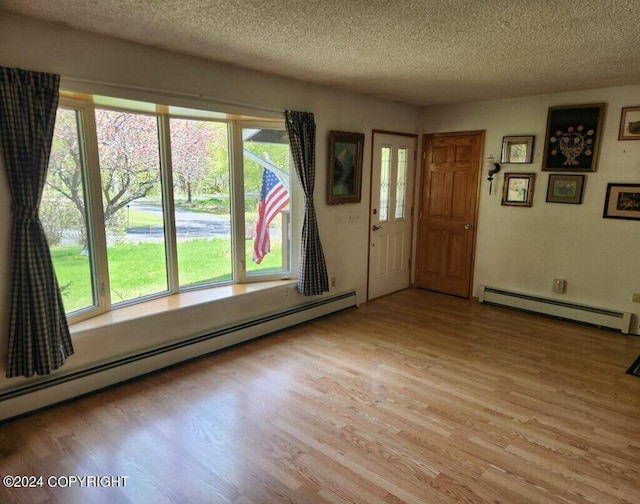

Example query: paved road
[126,202,231,242]
[125,202,281,243]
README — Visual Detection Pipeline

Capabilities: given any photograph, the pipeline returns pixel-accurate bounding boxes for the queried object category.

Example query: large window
[170,117,233,288]
[43,106,97,313]
[42,94,293,322]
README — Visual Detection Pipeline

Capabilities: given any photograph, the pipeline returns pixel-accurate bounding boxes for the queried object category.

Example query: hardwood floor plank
[1,289,640,503]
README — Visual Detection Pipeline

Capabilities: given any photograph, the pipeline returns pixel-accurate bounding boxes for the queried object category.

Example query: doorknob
[464,223,473,230]
[372,225,384,231]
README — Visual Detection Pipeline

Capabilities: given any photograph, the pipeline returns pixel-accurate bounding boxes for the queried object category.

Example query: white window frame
[50,94,297,325]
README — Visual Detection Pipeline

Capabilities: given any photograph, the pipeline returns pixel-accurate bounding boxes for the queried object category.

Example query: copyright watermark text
[3,475,129,488]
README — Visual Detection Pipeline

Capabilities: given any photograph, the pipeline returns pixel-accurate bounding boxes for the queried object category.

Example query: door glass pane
[96,109,168,304]
[43,108,96,314]
[379,147,391,221]
[242,127,291,276]
[395,148,407,219]
[170,118,232,288]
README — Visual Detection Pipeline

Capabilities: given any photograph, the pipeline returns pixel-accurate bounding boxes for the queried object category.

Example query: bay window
[42,93,294,323]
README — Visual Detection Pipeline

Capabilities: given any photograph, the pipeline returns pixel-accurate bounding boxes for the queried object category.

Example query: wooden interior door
[415,131,484,297]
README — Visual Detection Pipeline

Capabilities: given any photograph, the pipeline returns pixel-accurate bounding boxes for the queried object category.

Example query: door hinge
[422,151,426,160]
[409,259,412,269]
[411,206,414,217]
[413,150,417,161]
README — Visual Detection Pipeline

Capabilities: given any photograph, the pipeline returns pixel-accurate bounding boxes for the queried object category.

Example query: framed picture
[501,135,534,163]
[542,103,605,172]
[618,106,640,140]
[502,173,535,207]
[327,130,364,205]
[546,174,585,204]
[603,183,640,220]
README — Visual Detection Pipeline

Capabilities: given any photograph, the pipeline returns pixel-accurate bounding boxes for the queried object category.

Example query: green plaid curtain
[0,67,73,377]
[285,110,329,296]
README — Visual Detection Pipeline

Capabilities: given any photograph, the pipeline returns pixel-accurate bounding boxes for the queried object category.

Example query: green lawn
[51,238,284,313]
[127,209,164,228]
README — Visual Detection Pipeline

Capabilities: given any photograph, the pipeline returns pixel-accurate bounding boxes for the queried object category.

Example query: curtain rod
[60,76,285,116]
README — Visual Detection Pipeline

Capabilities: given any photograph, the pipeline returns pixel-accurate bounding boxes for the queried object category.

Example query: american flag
[253,167,289,264]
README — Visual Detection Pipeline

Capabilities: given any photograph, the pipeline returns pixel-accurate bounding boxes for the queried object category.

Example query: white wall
[3,11,637,406]
[422,87,640,334]
[0,14,419,397]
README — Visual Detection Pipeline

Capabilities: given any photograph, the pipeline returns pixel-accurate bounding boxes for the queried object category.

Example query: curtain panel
[0,67,73,377]
[285,110,329,296]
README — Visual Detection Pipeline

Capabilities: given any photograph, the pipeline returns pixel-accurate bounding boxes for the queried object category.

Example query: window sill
[70,280,297,334]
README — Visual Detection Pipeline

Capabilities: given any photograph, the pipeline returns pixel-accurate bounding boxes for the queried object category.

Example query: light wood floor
[1,289,640,503]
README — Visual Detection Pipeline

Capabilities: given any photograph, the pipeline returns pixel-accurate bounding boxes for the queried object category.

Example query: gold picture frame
[542,103,605,172]
[502,173,535,207]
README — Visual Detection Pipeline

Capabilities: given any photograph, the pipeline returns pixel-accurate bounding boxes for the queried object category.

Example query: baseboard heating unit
[0,290,357,422]
[478,285,631,334]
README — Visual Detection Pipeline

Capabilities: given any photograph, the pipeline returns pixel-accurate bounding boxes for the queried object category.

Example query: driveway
[126,201,231,242]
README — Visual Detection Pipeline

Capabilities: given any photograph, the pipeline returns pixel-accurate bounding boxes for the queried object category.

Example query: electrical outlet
[553,279,566,294]
[632,293,640,303]
[331,277,336,287]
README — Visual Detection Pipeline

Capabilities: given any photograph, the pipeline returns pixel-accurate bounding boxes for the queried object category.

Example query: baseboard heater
[478,285,631,334]
[0,290,357,422]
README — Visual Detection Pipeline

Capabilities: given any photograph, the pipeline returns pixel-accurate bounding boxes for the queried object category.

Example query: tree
[46,108,87,221]
[46,108,162,240]
[96,109,161,222]
[170,118,227,202]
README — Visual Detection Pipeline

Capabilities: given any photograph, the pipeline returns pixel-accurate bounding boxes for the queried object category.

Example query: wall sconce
[486,154,501,195]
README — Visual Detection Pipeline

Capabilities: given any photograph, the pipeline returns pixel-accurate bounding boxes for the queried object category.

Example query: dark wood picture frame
[546,174,585,204]
[542,103,605,172]
[501,135,534,164]
[502,173,535,207]
[327,131,364,205]
[603,183,640,220]
[618,106,640,140]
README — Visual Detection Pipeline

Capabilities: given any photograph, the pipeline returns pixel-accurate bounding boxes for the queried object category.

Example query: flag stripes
[253,168,289,264]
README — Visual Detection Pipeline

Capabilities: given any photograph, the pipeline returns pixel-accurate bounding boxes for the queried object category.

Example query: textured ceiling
[2,0,640,106]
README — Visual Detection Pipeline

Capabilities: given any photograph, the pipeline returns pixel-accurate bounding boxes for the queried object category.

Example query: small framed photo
[502,173,535,207]
[542,103,605,172]
[618,106,640,140]
[603,183,640,220]
[546,174,585,204]
[501,135,534,163]
[327,130,364,205]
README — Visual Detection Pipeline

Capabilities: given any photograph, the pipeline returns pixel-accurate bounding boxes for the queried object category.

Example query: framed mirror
[501,135,534,164]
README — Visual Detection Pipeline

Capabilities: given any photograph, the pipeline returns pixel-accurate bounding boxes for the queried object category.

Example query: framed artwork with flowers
[542,103,605,172]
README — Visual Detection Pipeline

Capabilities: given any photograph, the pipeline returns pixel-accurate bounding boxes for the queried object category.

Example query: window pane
[43,108,96,313]
[242,128,291,276]
[379,147,391,221]
[395,148,407,219]
[96,109,168,304]
[170,118,232,288]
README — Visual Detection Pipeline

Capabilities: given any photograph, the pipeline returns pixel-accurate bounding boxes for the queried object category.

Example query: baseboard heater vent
[478,285,631,334]
[0,290,357,422]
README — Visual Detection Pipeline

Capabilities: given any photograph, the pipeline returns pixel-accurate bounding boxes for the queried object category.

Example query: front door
[368,132,417,300]
[415,131,484,297]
